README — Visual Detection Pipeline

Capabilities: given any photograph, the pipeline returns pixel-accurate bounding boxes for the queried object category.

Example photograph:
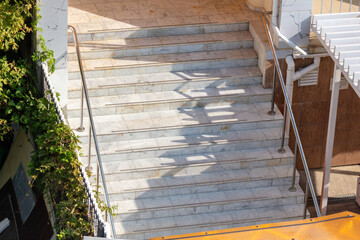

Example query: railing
[318,0,360,14]
[39,61,111,238]
[262,13,322,218]
[68,25,116,238]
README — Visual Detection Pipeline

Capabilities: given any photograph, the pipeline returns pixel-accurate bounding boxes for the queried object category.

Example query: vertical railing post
[304,182,309,219]
[77,86,85,132]
[289,142,298,192]
[269,64,277,115]
[340,0,343,12]
[321,0,324,13]
[86,122,93,172]
[278,106,287,153]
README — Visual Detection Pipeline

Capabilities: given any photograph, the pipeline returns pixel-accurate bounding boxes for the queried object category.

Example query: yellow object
[151,211,360,240]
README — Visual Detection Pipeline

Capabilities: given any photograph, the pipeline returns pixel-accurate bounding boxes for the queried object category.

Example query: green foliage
[0,0,34,51]
[0,1,93,239]
[29,122,93,238]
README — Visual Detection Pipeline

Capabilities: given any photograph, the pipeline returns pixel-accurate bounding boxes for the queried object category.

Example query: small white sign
[0,218,10,234]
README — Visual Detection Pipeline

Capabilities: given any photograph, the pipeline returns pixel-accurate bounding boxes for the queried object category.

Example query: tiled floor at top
[68,0,262,33]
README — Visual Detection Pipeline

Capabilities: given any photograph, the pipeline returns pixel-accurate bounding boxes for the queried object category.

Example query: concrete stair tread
[105,165,296,194]
[68,102,282,137]
[68,66,261,92]
[112,185,303,214]
[80,127,284,155]
[68,31,253,54]
[70,21,249,38]
[94,146,293,176]
[68,48,258,73]
[114,204,304,235]
[67,85,271,110]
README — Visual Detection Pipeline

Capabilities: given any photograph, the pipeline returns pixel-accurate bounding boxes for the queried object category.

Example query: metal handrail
[262,13,322,217]
[68,25,116,238]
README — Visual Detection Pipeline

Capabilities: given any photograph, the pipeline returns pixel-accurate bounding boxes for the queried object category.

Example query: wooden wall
[269,57,360,169]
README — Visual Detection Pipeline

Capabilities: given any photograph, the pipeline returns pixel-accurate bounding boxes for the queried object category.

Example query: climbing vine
[0,1,93,239]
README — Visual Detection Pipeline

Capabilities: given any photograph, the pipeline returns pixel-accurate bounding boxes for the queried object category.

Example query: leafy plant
[0,0,34,51]
[0,1,93,239]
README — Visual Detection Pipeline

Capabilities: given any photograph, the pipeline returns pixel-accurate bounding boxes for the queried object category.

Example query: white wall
[38,0,68,107]
[277,0,313,48]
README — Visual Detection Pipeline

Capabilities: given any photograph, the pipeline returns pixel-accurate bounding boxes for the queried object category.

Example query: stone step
[67,85,271,117]
[69,102,282,142]
[70,22,249,42]
[101,164,296,202]
[67,66,262,99]
[111,185,304,222]
[68,49,258,79]
[118,215,305,240]
[68,31,253,60]
[88,146,293,182]
[80,127,288,162]
[114,204,304,239]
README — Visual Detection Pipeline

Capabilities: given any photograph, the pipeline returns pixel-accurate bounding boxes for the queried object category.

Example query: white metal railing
[40,62,111,238]
[317,0,360,14]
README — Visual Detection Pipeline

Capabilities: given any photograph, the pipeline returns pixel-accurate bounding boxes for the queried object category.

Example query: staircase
[67,22,305,239]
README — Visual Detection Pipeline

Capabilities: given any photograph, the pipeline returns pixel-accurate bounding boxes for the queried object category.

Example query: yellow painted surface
[152,212,360,240]
[0,129,34,189]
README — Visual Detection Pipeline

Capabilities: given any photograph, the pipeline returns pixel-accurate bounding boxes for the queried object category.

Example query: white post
[320,65,341,216]
[38,0,68,108]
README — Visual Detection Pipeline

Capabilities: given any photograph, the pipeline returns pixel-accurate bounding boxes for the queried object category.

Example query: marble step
[70,102,282,143]
[101,164,297,202]
[68,49,258,79]
[80,127,288,162]
[67,85,271,118]
[70,22,249,42]
[111,185,304,222]
[114,204,304,239]
[118,215,305,240]
[67,66,262,99]
[68,31,253,60]
[89,146,293,189]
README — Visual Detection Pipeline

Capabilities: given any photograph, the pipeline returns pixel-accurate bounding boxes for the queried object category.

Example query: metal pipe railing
[68,25,116,238]
[262,13,322,218]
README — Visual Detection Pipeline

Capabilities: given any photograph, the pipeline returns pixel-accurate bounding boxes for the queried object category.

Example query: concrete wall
[38,0,68,108]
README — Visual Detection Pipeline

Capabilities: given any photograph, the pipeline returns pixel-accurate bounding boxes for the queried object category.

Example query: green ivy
[0,1,93,239]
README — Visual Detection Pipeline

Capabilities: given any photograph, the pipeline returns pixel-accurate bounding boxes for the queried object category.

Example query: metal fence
[315,0,360,14]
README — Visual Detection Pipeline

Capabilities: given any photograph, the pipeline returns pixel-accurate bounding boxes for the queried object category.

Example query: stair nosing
[68,38,254,55]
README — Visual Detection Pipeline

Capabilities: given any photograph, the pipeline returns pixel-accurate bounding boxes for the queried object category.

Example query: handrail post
[86,123,93,172]
[278,105,287,153]
[303,182,309,219]
[289,142,298,192]
[268,64,277,116]
[77,86,85,132]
